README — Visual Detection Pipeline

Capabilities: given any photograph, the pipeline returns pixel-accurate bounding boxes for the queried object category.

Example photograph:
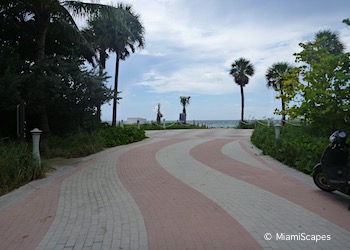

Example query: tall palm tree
[266,62,293,124]
[0,0,126,133]
[83,3,145,126]
[109,4,145,127]
[229,58,254,122]
[82,6,139,121]
[180,96,190,123]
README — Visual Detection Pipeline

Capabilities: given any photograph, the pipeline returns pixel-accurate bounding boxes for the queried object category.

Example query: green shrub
[251,124,328,173]
[99,126,146,147]
[1,126,147,196]
[0,141,45,195]
[236,121,256,129]
[41,130,104,159]
[41,126,146,158]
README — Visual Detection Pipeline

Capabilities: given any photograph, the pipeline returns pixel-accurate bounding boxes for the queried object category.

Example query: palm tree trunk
[112,53,120,127]
[240,85,244,122]
[281,89,286,125]
[97,50,107,122]
[36,22,47,63]
[183,107,186,124]
[36,20,51,134]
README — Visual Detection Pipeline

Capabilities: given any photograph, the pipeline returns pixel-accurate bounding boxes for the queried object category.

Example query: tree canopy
[281,29,350,134]
[266,62,293,124]
[0,0,140,137]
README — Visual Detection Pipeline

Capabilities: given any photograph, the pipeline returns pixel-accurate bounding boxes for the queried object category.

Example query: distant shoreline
[103,120,247,128]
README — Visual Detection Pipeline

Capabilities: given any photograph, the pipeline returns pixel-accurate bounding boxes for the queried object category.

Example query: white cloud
[137,66,235,94]
[96,0,350,120]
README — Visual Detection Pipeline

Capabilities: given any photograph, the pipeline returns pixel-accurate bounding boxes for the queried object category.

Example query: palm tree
[83,3,145,126]
[180,96,190,123]
[229,58,254,122]
[0,0,126,133]
[266,62,293,124]
[304,30,345,65]
[82,6,139,121]
[314,30,344,54]
[109,4,145,127]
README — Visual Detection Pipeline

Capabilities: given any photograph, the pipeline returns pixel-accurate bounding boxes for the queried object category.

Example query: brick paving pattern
[0,129,349,249]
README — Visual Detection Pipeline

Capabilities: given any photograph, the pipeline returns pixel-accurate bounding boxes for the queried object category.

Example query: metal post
[30,128,42,165]
[274,123,282,139]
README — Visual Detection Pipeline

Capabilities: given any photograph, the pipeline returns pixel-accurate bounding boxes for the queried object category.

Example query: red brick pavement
[0,151,105,250]
[0,176,60,250]
[118,138,262,250]
[189,138,350,231]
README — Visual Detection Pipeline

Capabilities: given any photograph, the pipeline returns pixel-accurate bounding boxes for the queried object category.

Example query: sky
[88,0,350,122]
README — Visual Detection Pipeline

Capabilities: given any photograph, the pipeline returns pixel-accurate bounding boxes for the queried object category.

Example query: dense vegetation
[1,1,350,193]
[0,1,146,195]
[0,1,144,137]
[253,24,350,174]
[0,126,146,195]
[267,29,350,134]
[0,141,44,195]
[251,124,328,174]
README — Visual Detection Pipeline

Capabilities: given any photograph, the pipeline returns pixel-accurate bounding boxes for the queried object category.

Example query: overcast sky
[92,0,350,122]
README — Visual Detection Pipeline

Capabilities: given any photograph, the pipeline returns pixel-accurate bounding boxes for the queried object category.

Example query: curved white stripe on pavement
[221,140,273,171]
[37,147,148,250]
[156,139,350,249]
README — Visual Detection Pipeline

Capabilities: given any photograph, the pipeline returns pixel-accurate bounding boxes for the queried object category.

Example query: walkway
[0,129,349,249]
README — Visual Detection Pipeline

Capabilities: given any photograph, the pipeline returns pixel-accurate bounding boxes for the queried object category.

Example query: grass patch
[0,141,46,195]
[41,126,147,158]
[1,125,147,196]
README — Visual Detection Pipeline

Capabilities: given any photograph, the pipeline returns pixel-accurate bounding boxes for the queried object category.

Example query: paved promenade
[1,129,350,249]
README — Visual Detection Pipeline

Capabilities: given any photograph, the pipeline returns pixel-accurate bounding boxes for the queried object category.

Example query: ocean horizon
[105,119,254,128]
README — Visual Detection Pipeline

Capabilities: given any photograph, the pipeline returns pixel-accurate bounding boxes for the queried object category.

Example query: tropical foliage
[0,0,144,136]
[280,30,350,134]
[265,62,293,124]
[0,0,147,194]
[229,58,255,122]
[251,123,328,174]
[1,125,146,195]
[82,3,145,126]
[0,141,45,195]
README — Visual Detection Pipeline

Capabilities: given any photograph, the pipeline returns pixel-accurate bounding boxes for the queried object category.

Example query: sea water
[191,120,241,128]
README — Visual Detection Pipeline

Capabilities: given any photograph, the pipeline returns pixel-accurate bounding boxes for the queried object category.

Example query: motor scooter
[312,130,350,210]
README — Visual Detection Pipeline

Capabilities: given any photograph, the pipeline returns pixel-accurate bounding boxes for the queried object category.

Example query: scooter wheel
[313,168,336,192]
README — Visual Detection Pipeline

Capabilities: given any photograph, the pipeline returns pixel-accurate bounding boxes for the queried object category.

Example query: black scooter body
[312,134,350,209]
[313,163,350,195]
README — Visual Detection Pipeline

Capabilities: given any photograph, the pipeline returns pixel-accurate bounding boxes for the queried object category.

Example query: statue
[156,103,163,124]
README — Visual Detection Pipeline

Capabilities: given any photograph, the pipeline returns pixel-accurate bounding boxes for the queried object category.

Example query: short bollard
[30,128,42,165]
[274,123,282,139]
